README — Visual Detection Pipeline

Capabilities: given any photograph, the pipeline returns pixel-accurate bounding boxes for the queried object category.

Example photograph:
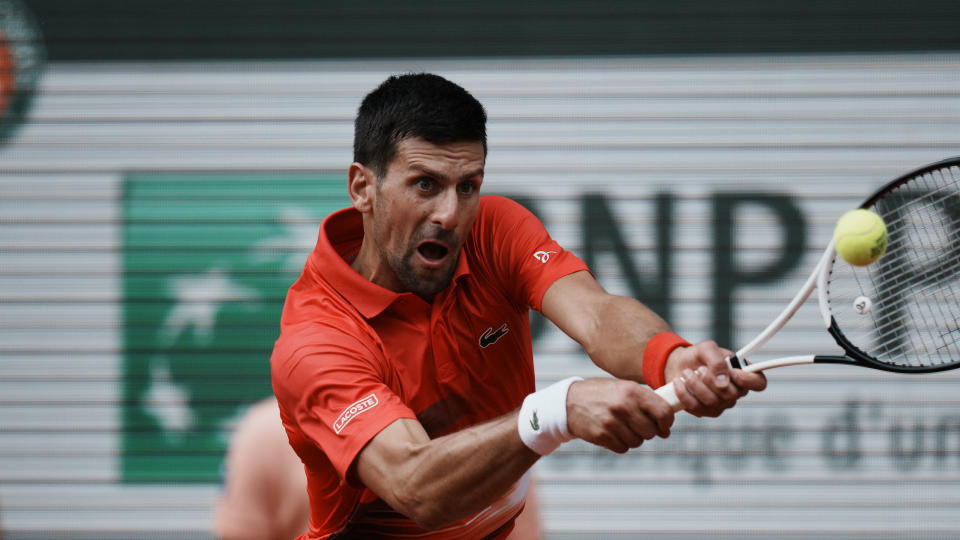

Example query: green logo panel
[121,172,348,483]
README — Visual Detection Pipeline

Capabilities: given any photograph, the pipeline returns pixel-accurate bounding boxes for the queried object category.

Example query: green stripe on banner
[121,172,348,483]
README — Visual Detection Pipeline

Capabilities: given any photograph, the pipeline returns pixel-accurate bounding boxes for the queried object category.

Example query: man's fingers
[661,340,769,418]
[568,379,675,453]
[622,387,674,442]
[671,377,699,411]
[709,370,742,403]
[673,365,744,417]
[598,408,667,453]
[608,413,645,450]
[731,369,767,392]
[684,367,721,408]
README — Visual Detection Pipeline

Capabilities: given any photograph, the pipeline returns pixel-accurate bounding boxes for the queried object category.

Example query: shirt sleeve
[271,327,417,482]
[472,195,590,312]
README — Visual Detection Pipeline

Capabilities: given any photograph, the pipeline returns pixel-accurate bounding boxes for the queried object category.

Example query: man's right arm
[355,414,536,530]
[353,379,674,530]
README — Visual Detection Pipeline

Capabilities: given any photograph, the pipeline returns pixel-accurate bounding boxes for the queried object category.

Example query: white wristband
[517,376,583,456]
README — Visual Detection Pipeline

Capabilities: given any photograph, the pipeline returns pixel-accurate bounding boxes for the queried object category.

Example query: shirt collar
[309,206,472,319]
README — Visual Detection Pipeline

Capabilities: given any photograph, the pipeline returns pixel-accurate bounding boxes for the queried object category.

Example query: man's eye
[416,178,434,191]
[458,182,476,195]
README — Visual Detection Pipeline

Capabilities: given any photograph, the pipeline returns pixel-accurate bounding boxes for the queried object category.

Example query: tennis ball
[833,209,887,266]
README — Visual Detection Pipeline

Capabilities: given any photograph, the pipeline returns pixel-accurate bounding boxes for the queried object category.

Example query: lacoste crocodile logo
[530,410,540,431]
[479,323,509,348]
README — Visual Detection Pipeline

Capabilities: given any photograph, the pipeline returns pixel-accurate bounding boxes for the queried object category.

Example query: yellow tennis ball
[833,209,888,266]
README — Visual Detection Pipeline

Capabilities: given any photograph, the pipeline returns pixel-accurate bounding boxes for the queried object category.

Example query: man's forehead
[393,138,486,170]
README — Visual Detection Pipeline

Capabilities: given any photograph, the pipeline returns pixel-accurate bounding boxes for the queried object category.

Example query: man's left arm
[540,270,766,417]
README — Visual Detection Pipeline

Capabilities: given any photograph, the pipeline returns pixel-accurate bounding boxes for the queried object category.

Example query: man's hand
[565,378,675,454]
[662,340,767,417]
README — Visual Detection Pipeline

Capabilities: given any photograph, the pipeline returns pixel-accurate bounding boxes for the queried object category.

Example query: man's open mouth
[417,241,450,262]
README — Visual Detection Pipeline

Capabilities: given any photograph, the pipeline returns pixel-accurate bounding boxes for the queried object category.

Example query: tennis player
[270,73,766,539]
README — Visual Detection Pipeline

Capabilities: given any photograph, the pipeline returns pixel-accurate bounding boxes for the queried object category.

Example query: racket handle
[654,382,683,412]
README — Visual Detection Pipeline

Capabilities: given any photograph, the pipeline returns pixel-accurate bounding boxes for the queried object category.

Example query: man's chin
[401,258,457,298]
[416,269,454,296]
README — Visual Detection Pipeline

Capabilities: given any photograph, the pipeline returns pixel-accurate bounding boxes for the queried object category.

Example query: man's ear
[348,163,375,213]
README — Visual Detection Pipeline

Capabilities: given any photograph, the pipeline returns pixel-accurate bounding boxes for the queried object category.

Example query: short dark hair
[353,73,487,178]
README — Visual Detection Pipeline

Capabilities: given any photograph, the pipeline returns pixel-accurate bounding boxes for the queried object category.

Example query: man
[214,398,311,540]
[271,73,766,539]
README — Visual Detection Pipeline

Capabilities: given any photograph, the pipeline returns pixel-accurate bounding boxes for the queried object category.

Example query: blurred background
[1,1,959,538]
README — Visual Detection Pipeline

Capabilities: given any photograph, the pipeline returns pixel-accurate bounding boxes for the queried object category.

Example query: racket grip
[654,382,684,412]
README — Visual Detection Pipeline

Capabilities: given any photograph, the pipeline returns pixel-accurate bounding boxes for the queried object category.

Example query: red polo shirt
[271,195,587,539]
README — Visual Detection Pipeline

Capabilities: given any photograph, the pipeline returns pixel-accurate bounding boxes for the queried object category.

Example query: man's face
[365,137,485,299]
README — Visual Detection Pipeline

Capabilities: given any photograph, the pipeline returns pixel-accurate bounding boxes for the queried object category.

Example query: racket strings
[870,222,960,308]
[867,259,960,338]
[874,169,960,247]
[828,165,960,369]
[923,172,960,365]
[877,170,960,366]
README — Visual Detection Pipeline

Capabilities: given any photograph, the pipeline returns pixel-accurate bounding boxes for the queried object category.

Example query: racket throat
[729,354,819,372]
[726,354,744,369]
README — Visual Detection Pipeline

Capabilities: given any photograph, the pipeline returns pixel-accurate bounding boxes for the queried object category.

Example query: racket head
[824,156,960,373]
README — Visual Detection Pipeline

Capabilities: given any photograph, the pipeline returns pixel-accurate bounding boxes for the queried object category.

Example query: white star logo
[159,268,259,345]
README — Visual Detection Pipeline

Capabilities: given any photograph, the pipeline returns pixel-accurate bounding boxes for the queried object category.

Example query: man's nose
[430,189,459,230]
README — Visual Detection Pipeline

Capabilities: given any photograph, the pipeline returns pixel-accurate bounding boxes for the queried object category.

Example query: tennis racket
[656,156,960,411]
